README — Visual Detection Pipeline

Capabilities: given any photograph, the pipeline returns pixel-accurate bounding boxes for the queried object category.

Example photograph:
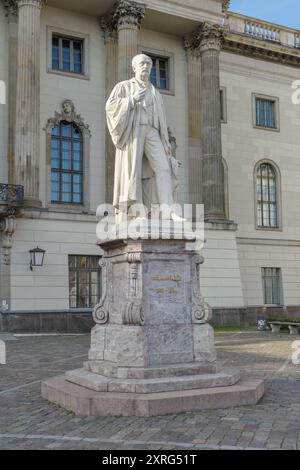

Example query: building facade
[1,0,300,331]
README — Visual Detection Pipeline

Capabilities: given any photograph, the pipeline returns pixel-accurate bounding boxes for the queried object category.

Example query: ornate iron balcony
[0,183,24,206]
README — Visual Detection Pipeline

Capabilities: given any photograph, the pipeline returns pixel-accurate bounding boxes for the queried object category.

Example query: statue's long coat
[106,78,171,210]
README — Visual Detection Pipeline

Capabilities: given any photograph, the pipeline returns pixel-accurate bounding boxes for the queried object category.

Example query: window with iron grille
[69,255,101,308]
[262,268,282,305]
[256,163,278,228]
[52,35,84,74]
[51,121,83,204]
[255,97,277,129]
[146,54,169,90]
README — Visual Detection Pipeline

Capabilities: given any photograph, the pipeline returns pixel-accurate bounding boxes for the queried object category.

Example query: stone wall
[211,306,300,327]
[40,5,106,211]
[0,310,93,333]
[10,213,101,311]
[2,305,300,333]
[220,50,300,241]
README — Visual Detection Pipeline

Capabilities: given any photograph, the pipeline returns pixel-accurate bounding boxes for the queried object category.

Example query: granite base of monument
[41,236,264,416]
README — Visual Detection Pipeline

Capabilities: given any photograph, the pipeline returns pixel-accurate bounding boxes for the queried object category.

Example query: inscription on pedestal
[150,272,183,304]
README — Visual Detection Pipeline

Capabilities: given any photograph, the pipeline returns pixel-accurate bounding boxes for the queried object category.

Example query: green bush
[268,317,300,324]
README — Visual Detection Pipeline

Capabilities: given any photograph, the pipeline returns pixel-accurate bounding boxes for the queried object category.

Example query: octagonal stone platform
[41,235,264,415]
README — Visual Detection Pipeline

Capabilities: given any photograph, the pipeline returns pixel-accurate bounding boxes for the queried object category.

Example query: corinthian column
[199,23,226,221]
[112,0,145,81]
[1,1,18,184]
[14,0,45,207]
[184,38,202,206]
[100,17,118,203]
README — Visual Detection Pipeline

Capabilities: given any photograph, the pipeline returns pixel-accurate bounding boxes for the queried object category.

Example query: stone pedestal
[42,236,264,416]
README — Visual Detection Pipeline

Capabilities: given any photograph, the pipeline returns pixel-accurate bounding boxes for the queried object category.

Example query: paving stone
[1,332,300,450]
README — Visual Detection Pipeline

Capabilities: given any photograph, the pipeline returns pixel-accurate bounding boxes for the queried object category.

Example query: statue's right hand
[133,88,147,103]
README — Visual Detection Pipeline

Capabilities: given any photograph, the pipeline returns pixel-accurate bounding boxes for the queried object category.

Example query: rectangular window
[69,255,101,308]
[254,96,278,130]
[262,268,282,305]
[52,35,83,74]
[145,53,170,90]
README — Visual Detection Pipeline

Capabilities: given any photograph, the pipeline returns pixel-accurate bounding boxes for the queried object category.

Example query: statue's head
[62,99,74,116]
[132,54,153,83]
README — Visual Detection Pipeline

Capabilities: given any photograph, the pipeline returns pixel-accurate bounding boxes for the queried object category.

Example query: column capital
[222,0,230,13]
[112,0,146,30]
[100,15,118,43]
[1,0,17,15]
[185,22,225,54]
[17,0,46,8]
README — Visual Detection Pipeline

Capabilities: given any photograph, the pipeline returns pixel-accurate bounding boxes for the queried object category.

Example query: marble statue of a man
[106,54,182,221]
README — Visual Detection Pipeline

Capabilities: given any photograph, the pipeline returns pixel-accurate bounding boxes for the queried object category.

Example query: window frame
[261,267,283,306]
[52,35,84,75]
[50,121,84,205]
[139,46,175,95]
[252,93,280,132]
[45,101,91,214]
[69,255,102,309]
[254,160,282,232]
[47,26,90,80]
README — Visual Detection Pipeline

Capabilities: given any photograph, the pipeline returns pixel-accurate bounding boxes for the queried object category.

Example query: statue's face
[133,57,152,82]
[63,101,72,115]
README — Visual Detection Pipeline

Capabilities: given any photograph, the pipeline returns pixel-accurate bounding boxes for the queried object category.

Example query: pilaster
[184,38,202,206]
[100,16,119,203]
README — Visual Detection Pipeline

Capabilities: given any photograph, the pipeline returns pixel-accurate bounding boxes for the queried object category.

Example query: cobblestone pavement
[0,331,300,450]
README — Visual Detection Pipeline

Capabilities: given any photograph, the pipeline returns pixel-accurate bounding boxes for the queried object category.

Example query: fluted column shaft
[199,24,226,221]
[185,46,202,205]
[6,9,18,184]
[101,21,118,203]
[14,0,44,207]
[102,0,145,202]
[117,18,139,80]
[112,0,145,82]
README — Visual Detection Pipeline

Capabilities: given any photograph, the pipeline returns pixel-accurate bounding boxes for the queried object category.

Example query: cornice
[223,31,300,68]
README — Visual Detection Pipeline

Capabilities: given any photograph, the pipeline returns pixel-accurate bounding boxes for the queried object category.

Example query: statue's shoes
[170,213,186,222]
[133,216,148,222]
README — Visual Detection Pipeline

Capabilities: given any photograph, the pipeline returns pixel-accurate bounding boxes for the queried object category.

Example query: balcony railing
[0,184,24,206]
[244,21,280,42]
[227,13,300,50]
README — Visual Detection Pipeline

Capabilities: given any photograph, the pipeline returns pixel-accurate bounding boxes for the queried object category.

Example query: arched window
[51,121,83,204]
[45,100,91,210]
[256,162,278,228]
